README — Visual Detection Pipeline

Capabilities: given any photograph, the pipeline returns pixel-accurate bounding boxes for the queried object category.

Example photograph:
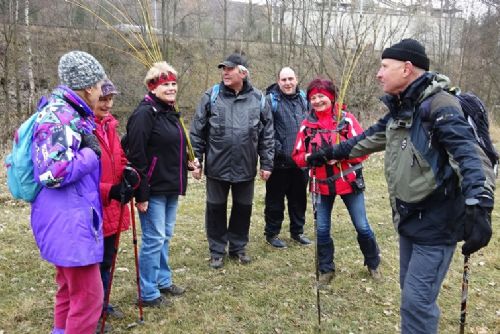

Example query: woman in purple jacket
[30,51,106,334]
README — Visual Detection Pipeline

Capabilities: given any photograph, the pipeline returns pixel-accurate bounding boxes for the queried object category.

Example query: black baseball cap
[217,53,248,69]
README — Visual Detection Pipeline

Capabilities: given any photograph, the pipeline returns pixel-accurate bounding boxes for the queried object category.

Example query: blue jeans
[315,192,379,272]
[316,192,375,243]
[399,235,456,334]
[138,195,179,301]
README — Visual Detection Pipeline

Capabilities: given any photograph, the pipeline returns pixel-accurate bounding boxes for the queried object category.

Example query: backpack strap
[260,92,266,113]
[299,89,308,109]
[210,84,220,108]
[270,92,278,113]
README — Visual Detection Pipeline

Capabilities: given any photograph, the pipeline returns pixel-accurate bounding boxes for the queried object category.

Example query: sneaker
[209,256,224,269]
[291,234,312,245]
[229,252,251,264]
[95,319,112,333]
[159,284,186,296]
[139,295,172,308]
[104,304,124,319]
[266,235,287,248]
[368,267,382,281]
[318,271,335,288]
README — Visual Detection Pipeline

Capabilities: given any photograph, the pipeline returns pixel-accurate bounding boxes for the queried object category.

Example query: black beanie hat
[381,38,430,71]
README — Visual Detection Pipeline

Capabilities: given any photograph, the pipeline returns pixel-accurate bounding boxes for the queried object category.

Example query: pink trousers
[53,264,103,334]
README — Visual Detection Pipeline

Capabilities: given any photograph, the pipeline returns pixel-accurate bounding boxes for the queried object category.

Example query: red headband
[308,87,335,102]
[147,72,177,91]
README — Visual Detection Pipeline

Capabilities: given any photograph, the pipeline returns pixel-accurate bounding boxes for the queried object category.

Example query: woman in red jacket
[94,79,136,323]
[292,78,381,286]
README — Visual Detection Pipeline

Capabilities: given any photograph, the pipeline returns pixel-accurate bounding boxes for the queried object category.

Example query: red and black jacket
[292,105,367,196]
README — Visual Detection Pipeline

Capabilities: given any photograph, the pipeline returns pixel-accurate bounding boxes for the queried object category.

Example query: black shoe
[368,267,382,281]
[291,234,311,245]
[229,252,251,264]
[160,284,186,296]
[103,303,124,319]
[209,256,224,269]
[266,235,287,248]
[139,295,172,308]
[95,319,112,333]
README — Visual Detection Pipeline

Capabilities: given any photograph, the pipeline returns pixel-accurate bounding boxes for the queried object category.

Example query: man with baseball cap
[307,38,494,333]
[190,52,274,269]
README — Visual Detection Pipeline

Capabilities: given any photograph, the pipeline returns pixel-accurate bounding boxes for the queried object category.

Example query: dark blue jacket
[265,83,308,169]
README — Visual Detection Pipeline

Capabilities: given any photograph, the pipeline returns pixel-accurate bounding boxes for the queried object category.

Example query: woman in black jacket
[125,62,198,307]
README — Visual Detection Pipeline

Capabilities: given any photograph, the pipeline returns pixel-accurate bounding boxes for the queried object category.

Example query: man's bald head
[277,67,298,95]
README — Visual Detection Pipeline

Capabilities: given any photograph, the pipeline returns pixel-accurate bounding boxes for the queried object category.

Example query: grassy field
[0,152,498,334]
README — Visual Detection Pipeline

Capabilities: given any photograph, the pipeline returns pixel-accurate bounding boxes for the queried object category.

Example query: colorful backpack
[5,97,48,202]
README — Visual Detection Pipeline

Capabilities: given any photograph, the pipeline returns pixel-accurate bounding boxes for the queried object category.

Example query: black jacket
[265,83,308,169]
[190,80,274,182]
[125,92,189,202]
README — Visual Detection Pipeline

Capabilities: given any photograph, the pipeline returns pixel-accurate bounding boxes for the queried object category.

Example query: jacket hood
[420,72,451,102]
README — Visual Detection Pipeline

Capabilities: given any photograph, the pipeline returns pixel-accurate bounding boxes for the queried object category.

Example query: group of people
[27,37,493,334]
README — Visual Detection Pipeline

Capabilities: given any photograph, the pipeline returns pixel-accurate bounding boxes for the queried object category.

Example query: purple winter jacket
[30,86,103,267]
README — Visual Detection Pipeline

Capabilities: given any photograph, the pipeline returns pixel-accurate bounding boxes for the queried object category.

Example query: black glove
[80,133,101,158]
[122,165,141,189]
[109,182,133,204]
[462,205,492,255]
[306,145,334,167]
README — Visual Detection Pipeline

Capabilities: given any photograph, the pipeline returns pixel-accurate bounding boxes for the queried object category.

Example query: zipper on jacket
[147,157,158,182]
[91,206,98,242]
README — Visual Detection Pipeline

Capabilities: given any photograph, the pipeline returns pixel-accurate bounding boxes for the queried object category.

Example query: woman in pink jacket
[94,79,138,326]
[292,78,381,286]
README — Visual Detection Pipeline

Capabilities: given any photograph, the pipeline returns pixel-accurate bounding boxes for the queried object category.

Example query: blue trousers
[138,194,179,301]
[315,192,379,272]
[399,235,456,334]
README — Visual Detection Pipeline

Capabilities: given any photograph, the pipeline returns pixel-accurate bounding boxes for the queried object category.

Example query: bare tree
[24,0,35,115]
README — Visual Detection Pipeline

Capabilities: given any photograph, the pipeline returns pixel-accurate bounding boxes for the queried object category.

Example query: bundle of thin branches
[65,0,195,161]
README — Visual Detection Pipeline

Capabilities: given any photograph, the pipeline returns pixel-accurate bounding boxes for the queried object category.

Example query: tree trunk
[25,0,35,115]
[161,0,168,60]
[246,0,252,52]
[223,0,227,57]
[13,0,21,115]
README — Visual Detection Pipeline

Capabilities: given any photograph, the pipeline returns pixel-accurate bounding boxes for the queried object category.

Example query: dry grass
[0,153,498,333]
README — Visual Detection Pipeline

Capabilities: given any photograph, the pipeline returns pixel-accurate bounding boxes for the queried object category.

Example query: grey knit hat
[58,51,106,90]
[381,39,430,71]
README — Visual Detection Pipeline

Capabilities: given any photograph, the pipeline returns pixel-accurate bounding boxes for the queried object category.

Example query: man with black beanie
[307,38,494,333]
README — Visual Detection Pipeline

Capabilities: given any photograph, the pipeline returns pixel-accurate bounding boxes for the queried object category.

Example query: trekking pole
[130,198,144,324]
[100,179,129,334]
[459,255,470,334]
[311,165,322,329]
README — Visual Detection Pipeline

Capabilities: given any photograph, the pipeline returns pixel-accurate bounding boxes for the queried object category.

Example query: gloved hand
[122,165,141,189]
[80,133,101,158]
[109,182,134,204]
[306,145,334,167]
[462,205,492,255]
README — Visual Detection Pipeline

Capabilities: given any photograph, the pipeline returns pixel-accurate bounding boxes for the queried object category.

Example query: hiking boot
[160,284,186,296]
[104,304,124,319]
[95,319,112,333]
[139,295,172,308]
[209,256,224,269]
[266,235,287,248]
[291,234,312,245]
[368,267,382,281]
[229,252,251,264]
[318,271,335,289]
